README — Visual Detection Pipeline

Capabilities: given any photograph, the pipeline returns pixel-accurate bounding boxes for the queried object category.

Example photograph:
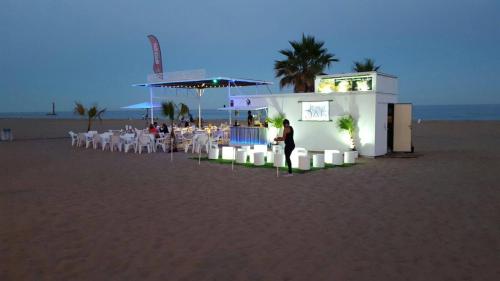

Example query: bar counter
[230,126,268,145]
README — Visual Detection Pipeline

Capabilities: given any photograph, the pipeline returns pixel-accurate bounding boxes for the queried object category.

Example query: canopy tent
[133,77,272,127]
[121,101,162,109]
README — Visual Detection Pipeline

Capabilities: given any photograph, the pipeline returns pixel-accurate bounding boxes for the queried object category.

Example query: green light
[212,79,218,84]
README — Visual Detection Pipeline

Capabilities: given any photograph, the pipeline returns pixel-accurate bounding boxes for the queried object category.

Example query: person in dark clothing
[274,119,295,176]
[247,110,254,126]
[159,123,169,134]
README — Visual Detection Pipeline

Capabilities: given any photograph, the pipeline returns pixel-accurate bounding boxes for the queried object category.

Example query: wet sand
[1,120,499,280]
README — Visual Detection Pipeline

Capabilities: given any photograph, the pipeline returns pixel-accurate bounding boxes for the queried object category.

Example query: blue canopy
[121,101,162,109]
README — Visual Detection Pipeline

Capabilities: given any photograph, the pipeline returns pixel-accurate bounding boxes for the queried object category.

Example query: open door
[393,103,412,152]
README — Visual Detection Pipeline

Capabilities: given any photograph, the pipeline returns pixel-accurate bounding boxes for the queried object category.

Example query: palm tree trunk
[170,119,177,152]
[87,117,91,132]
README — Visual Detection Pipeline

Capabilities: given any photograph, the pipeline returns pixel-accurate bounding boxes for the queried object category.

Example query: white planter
[344,151,356,164]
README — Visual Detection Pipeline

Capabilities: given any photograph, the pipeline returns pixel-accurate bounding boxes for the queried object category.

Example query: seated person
[149,124,159,137]
[159,123,169,134]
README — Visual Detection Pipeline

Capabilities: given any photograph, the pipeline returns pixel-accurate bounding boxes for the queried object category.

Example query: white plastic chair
[76,133,86,147]
[156,135,171,153]
[110,135,122,152]
[93,133,103,149]
[68,131,78,146]
[137,134,152,154]
[84,132,95,149]
[122,134,136,153]
[192,133,209,154]
[100,133,111,151]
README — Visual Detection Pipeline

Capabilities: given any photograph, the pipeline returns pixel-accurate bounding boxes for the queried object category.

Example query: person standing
[247,110,254,126]
[274,119,295,176]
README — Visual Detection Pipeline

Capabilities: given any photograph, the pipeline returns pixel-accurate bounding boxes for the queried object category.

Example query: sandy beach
[1,120,499,281]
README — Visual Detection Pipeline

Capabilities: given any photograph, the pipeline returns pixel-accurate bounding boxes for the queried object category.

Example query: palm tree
[161,101,189,152]
[73,102,106,131]
[274,34,338,92]
[352,58,381,72]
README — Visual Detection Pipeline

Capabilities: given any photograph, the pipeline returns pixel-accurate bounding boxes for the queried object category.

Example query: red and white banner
[147,35,163,79]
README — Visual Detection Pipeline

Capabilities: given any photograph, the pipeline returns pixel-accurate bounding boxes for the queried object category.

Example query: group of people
[148,122,169,138]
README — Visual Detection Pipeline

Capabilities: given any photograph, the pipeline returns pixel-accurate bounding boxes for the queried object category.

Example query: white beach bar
[227,72,399,157]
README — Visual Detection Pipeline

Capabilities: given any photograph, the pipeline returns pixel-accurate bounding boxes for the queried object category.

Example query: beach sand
[1,120,499,280]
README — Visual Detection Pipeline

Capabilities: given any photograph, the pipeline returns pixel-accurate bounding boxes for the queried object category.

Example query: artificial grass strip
[189,156,355,174]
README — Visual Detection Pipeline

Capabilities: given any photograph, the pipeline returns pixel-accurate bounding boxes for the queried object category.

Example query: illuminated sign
[301,101,330,121]
[317,75,373,93]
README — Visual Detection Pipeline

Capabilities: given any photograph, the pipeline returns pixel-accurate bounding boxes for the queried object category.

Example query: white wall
[231,92,380,156]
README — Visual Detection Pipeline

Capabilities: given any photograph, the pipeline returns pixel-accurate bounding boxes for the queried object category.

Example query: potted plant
[265,113,286,143]
[337,115,358,160]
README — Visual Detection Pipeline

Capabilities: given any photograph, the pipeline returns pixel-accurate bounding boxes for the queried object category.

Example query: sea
[1,105,499,121]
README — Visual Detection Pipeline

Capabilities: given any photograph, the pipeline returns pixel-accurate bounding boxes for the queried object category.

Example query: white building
[228,72,408,157]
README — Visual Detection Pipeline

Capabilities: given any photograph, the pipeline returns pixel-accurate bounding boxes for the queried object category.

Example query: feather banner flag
[147,35,163,79]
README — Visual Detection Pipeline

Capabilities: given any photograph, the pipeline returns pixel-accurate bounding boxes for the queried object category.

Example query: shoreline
[1,118,500,140]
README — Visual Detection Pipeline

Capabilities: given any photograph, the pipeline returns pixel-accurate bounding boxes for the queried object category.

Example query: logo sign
[301,101,330,121]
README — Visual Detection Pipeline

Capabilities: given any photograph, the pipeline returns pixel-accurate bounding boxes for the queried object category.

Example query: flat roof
[133,77,273,89]
[217,106,267,111]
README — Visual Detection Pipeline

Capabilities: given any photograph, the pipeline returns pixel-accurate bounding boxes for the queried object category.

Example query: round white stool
[312,154,325,168]
[332,152,344,165]
[235,149,247,164]
[298,155,311,170]
[208,147,219,159]
[344,151,356,164]
[273,153,285,167]
[253,152,265,166]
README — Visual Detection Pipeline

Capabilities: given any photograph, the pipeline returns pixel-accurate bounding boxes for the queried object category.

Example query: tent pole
[228,82,232,125]
[149,87,154,124]
[197,88,203,128]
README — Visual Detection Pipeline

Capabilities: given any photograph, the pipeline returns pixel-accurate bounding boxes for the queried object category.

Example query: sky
[1,0,499,112]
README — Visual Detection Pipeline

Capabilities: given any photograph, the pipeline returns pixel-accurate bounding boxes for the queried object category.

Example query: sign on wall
[317,75,373,93]
[301,101,330,121]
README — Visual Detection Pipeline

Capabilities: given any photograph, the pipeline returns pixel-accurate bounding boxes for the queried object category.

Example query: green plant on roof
[337,115,356,150]
[352,58,381,72]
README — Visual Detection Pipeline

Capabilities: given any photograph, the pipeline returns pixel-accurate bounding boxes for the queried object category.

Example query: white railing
[147,69,206,83]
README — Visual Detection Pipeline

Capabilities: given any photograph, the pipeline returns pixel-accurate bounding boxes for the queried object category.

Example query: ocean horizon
[1,104,499,121]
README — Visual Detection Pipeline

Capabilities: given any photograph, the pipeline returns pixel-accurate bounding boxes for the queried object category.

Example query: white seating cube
[253,144,267,153]
[266,151,274,163]
[324,149,340,164]
[312,154,325,168]
[344,151,356,164]
[253,152,265,166]
[208,147,219,159]
[235,149,247,164]
[291,147,308,168]
[332,152,344,165]
[273,153,285,167]
[222,146,235,160]
[248,149,255,163]
[298,155,311,170]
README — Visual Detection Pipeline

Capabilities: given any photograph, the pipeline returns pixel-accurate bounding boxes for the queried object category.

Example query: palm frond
[353,58,381,72]
[74,102,86,116]
[275,34,338,92]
